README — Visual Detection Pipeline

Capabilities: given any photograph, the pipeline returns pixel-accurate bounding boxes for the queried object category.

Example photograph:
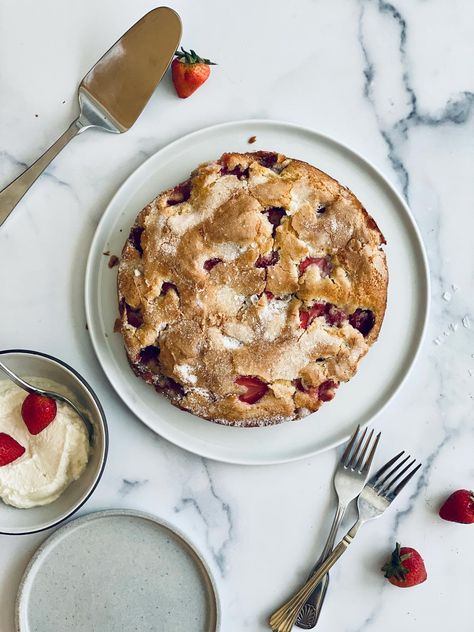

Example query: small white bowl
[0,349,108,535]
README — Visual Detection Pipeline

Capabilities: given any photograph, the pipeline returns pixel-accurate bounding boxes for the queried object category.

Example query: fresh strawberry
[439,489,474,524]
[21,393,57,435]
[382,543,427,588]
[0,433,25,466]
[235,376,268,404]
[171,47,216,98]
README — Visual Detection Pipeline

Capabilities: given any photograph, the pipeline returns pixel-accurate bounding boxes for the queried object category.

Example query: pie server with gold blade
[0,6,182,227]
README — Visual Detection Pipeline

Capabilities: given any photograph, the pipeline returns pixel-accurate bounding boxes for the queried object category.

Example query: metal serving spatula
[0,6,182,227]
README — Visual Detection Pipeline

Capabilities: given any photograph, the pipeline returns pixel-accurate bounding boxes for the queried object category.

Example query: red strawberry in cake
[235,376,268,404]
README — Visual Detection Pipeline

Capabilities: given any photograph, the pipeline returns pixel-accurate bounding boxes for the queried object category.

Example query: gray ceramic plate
[16,510,220,631]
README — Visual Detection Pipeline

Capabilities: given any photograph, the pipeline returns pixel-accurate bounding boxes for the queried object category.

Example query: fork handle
[269,520,361,632]
[0,119,82,227]
[296,502,347,629]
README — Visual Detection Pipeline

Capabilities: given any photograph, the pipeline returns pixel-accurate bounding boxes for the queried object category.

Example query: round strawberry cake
[117,151,388,426]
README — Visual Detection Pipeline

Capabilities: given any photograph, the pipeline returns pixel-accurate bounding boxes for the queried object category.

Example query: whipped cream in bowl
[0,350,108,535]
[0,378,90,509]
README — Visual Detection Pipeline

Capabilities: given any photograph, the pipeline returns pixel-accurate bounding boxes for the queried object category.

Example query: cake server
[0,6,182,227]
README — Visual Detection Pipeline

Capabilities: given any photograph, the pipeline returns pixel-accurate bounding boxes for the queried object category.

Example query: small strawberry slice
[317,380,339,401]
[255,251,279,268]
[235,376,268,404]
[299,256,331,277]
[349,308,375,336]
[293,378,339,402]
[299,302,326,329]
[160,282,178,296]
[21,393,57,435]
[439,489,474,524]
[382,543,427,588]
[325,304,347,326]
[264,208,286,235]
[125,303,143,328]
[0,433,25,466]
[171,48,216,99]
[203,258,222,271]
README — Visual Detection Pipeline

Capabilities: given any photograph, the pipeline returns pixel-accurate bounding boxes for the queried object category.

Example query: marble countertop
[1,0,473,630]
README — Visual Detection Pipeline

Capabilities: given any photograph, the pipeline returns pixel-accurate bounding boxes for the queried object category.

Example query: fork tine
[348,427,367,469]
[380,457,415,494]
[370,450,405,485]
[375,454,411,490]
[340,425,360,467]
[360,431,381,474]
[391,462,422,497]
[354,428,374,471]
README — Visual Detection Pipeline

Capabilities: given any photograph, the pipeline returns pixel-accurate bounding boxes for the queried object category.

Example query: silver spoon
[0,360,94,442]
[0,6,182,226]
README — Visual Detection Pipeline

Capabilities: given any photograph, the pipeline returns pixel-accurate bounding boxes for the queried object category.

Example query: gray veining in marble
[1,0,473,630]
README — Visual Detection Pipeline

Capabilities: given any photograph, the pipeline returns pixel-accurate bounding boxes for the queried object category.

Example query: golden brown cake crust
[117,151,388,426]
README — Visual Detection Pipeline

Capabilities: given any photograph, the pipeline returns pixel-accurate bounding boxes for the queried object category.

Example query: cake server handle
[0,118,84,227]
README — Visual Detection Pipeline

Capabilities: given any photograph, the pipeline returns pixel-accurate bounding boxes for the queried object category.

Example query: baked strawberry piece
[235,376,268,404]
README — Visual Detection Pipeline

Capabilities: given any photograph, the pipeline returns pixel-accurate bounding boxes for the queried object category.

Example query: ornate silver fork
[269,452,421,632]
[296,425,380,629]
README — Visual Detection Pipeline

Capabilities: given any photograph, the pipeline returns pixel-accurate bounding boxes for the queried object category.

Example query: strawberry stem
[175,47,217,65]
[381,543,411,581]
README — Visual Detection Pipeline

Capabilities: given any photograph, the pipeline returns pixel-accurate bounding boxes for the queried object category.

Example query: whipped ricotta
[0,379,90,508]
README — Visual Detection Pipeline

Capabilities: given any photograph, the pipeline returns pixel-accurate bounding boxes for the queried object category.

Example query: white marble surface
[1,0,473,630]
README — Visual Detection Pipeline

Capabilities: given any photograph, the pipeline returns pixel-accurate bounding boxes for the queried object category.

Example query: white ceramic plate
[16,510,220,631]
[85,119,429,465]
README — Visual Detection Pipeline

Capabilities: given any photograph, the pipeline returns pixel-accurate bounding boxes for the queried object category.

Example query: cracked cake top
[117,151,388,426]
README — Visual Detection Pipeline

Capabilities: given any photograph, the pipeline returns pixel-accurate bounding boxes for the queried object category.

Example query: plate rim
[84,118,430,465]
[15,508,221,632]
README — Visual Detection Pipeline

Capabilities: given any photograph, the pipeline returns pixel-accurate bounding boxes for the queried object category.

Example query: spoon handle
[0,119,82,227]
[0,360,37,394]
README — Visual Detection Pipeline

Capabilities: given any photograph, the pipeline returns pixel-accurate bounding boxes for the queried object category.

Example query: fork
[296,426,380,629]
[269,452,421,632]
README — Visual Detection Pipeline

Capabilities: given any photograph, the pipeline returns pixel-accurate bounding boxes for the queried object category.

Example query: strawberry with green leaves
[171,47,216,98]
[382,543,427,588]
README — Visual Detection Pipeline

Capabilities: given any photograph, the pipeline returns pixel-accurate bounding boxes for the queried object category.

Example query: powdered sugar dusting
[221,335,242,349]
[215,242,248,261]
[175,364,197,385]
[190,386,210,398]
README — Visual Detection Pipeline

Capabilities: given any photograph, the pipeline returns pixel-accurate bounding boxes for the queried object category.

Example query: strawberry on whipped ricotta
[0,379,89,509]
